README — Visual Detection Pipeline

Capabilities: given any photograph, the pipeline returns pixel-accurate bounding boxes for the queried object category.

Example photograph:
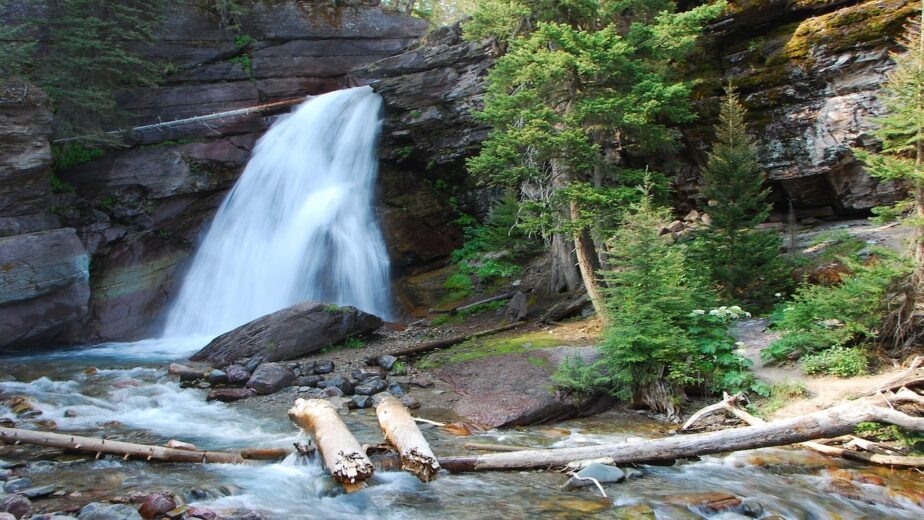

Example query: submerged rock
[76,503,142,520]
[138,493,176,519]
[245,363,295,395]
[189,301,382,367]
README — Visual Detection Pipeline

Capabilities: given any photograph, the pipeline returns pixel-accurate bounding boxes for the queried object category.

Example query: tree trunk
[288,399,374,492]
[548,234,582,294]
[379,322,525,359]
[376,395,441,482]
[0,427,251,464]
[437,404,924,472]
[570,200,606,322]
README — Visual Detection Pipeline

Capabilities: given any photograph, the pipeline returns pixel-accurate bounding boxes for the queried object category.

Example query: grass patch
[753,381,807,417]
[391,361,408,376]
[320,336,364,354]
[431,299,508,327]
[417,331,563,369]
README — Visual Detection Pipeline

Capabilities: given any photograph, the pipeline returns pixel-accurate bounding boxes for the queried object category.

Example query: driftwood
[463,442,531,452]
[437,404,924,472]
[288,398,374,492]
[53,98,306,145]
[683,394,924,468]
[869,356,923,394]
[540,292,590,323]
[383,322,525,359]
[0,427,253,463]
[375,395,441,482]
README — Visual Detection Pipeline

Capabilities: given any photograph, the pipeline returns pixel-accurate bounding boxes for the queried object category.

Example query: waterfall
[163,86,392,338]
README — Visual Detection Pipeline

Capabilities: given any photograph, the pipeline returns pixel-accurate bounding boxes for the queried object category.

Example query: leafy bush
[801,346,869,377]
[855,421,924,455]
[390,361,408,376]
[764,251,911,364]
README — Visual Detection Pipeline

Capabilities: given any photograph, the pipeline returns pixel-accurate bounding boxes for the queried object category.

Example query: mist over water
[163,86,392,338]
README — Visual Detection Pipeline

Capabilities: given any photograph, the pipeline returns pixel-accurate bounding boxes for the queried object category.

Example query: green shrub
[801,346,869,377]
[764,251,911,365]
[855,421,924,455]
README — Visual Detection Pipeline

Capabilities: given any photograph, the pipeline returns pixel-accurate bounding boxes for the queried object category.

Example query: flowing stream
[2,88,923,519]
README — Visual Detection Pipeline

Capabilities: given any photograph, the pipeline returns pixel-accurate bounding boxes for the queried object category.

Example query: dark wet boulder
[245,363,295,395]
[76,503,142,520]
[317,375,353,395]
[189,302,382,367]
[562,463,625,490]
[206,388,256,402]
[292,375,322,388]
[354,379,388,396]
[0,494,31,519]
[375,354,397,370]
[206,369,228,385]
[387,381,408,397]
[138,493,176,519]
[351,395,373,409]
[314,360,335,374]
[225,365,251,386]
[351,367,386,381]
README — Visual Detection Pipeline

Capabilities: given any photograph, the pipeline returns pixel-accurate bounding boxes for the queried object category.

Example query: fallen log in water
[437,404,924,472]
[0,427,254,463]
[376,395,440,482]
[288,398,374,492]
[683,392,924,468]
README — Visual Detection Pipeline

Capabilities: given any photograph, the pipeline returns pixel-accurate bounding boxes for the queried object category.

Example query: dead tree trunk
[376,395,440,482]
[288,398,374,492]
[437,404,924,472]
[0,427,249,463]
[381,322,525,359]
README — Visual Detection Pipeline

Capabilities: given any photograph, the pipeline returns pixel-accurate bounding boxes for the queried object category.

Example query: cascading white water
[163,86,392,338]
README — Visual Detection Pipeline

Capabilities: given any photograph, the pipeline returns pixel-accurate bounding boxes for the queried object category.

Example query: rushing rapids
[163,86,392,338]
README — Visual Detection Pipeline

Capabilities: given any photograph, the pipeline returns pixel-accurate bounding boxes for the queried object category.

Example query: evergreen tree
[691,86,788,307]
[465,0,724,315]
[33,0,165,140]
[597,185,697,420]
[854,6,924,278]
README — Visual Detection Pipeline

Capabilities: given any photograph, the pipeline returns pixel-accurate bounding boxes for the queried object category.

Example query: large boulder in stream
[438,346,615,428]
[189,301,383,367]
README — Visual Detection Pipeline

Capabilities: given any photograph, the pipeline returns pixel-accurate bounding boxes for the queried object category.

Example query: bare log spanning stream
[288,398,374,492]
[0,427,266,464]
[376,395,441,482]
[437,404,924,472]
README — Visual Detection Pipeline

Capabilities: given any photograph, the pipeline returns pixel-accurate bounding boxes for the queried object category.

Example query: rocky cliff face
[674,0,912,216]
[0,79,90,350]
[359,0,912,222]
[0,1,428,347]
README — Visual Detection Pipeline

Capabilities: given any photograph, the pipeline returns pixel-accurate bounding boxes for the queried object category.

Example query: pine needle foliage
[854,6,924,272]
[690,86,788,307]
[33,0,166,141]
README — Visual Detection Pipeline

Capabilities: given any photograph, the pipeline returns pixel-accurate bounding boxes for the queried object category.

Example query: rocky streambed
[2,332,924,520]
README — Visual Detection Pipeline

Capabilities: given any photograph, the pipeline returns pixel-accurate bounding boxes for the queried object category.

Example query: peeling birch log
[436,404,924,472]
[376,395,441,482]
[682,395,924,468]
[288,398,374,492]
[381,322,525,359]
[0,427,247,463]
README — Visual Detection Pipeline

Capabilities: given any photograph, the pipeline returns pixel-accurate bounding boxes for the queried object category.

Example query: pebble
[243,357,263,373]
[315,361,334,374]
